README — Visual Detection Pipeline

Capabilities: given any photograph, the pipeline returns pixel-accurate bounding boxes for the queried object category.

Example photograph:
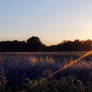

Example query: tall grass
[0,52,92,92]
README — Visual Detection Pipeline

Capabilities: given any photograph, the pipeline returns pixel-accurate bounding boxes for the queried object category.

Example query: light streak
[31,51,92,88]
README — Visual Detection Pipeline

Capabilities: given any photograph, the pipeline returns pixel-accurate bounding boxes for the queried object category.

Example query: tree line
[0,36,92,52]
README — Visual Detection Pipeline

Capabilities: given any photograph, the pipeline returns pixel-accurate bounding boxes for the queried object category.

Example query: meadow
[0,52,92,92]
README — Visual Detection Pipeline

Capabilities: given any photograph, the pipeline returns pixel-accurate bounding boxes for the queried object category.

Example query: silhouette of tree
[0,36,91,52]
[26,36,43,51]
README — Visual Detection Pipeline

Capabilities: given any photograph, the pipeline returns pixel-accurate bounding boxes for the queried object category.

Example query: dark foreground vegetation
[0,36,92,52]
[0,65,92,92]
[0,53,92,92]
[1,74,92,92]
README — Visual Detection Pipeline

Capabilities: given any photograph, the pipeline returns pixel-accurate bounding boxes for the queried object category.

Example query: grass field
[0,52,92,92]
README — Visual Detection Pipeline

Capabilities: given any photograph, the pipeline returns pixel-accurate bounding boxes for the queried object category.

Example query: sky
[0,0,92,45]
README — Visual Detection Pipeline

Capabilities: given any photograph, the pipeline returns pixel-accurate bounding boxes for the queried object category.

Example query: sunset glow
[0,0,92,45]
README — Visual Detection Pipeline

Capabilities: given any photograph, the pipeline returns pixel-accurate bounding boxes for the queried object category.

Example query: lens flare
[31,51,92,88]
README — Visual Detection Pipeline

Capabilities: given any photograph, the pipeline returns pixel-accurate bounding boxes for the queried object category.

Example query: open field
[0,51,92,92]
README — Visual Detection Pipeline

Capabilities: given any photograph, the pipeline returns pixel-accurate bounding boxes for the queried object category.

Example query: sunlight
[31,51,92,88]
